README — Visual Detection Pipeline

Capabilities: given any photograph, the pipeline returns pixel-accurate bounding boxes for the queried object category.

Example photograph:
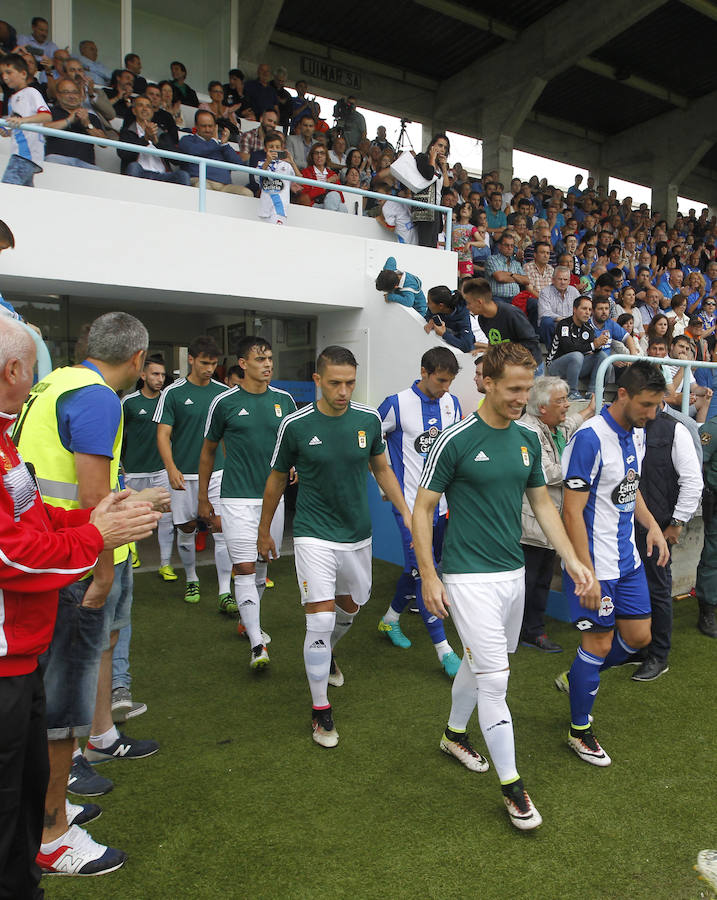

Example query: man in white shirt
[119,96,190,185]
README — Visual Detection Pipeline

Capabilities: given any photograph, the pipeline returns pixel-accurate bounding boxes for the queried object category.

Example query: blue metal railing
[0,121,454,251]
[594,353,717,414]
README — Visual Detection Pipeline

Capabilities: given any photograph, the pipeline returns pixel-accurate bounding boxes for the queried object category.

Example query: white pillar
[121,0,133,62]
[229,0,239,69]
[51,0,72,51]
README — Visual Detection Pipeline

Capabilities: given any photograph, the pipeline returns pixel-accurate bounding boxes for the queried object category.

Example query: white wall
[72,0,121,66]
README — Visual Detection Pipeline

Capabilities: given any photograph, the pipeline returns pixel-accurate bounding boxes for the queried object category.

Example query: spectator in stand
[666,294,690,336]
[124,53,146,95]
[170,60,198,108]
[485,191,508,236]
[270,66,292,131]
[614,284,645,344]
[524,220,557,265]
[519,376,594,653]
[257,132,301,225]
[288,79,313,130]
[639,286,666,327]
[590,297,639,368]
[632,266,653,305]
[337,95,366,148]
[223,68,245,107]
[452,203,483,276]
[77,40,112,87]
[484,231,532,311]
[0,20,17,56]
[199,81,241,139]
[243,63,279,117]
[141,82,179,144]
[62,57,115,133]
[410,133,449,248]
[376,257,427,314]
[371,125,394,153]
[668,334,713,422]
[158,79,185,130]
[685,271,707,315]
[119,95,190,185]
[299,143,346,212]
[44,77,105,168]
[699,297,717,350]
[328,133,347,172]
[38,48,70,96]
[375,185,417,243]
[178,110,252,196]
[567,174,583,197]
[286,114,315,169]
[239,108,279,162]
[0,53,51,187]
[17,16,58,66]
[462,277,542,364]
[343,166,365,216]
[640,313,672,354]
[657,265,684,303]
[104,68,134,118]
[546,295,606,399]
[424,285,474,352]
[524,240,554,298]
[537,266,580,347]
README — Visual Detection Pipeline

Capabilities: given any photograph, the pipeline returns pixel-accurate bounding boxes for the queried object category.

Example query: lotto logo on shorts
[302,580,309,596]
[520,446,530,467]
[274,404,282,417]
[598,596,614,617]
[357,430,367,448]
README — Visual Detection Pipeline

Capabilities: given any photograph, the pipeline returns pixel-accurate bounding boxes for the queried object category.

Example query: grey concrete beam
[679,0,717,22]
[516,118,602,172]
[236,0,285,69]
[412,0,517,40]
[434,0,669,124]
[575,57,689,109]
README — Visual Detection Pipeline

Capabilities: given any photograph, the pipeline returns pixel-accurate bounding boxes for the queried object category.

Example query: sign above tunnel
[301,56,362,91]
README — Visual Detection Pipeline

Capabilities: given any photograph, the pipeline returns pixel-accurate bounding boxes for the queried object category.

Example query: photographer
[334,95,365,148]
[411,133,450,249]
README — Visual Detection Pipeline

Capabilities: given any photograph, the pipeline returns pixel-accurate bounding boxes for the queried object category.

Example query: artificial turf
[48,558,714,900]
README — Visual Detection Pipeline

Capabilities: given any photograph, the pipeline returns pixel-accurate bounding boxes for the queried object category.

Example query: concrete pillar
[120,0,132,62]
[589,166,610,195]
[51,0,72,50]
[651,181,679,222]
[481,132,513,187]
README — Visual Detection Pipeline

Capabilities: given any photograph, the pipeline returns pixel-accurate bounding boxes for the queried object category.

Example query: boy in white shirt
[0,54,51,185]
[376,184,418,244]
[257,132,301,226]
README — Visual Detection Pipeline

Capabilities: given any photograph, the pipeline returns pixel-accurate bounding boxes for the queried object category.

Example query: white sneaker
[328,654,344,687]
[502,782,543,831]
[696,850,717,891]
[440,731,489,772]
[567,729,612,766]
[36,825,127,875]
[250,645,269,669]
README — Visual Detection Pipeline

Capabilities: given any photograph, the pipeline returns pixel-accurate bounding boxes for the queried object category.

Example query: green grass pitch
[48,558,714,900]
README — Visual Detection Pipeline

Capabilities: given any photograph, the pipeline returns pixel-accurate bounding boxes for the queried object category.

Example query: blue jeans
[112,623,131,691]
[548,350,612,392]
[539,316,557,348]
[1,154,42,186]
[126,162,191,184]
[45,153,99,170]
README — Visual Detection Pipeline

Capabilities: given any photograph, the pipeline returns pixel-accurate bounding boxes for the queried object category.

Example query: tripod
[395,118,414,153]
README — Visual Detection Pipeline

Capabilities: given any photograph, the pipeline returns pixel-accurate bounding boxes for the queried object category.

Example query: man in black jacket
[546,296,609,399]
[462,277,542,365]
[118,95,189,184]
[423,285,474,353]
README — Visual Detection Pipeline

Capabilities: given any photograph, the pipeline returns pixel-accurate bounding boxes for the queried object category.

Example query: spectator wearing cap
[170,61,198,108]
[77,40,112,87]
[243,63,279,117]
[178,109,252,196]
[537,266,580,347]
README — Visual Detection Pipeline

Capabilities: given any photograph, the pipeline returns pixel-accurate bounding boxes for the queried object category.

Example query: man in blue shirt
[484,232,531,302]
[485,192,507,236]
[243,63,279,117]
[178,110,252,196]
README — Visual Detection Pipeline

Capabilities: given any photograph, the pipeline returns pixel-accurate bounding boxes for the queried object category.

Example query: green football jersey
[153,377,227,476]
[420,413,545,574]
[205,384,296,500]
[271,401,386,544]
[121,390,163,475]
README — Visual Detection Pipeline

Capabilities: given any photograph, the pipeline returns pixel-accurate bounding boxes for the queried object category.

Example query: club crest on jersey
[598,596,614,617]
[520,445,530,467]
[414,425,440,456]
[611,468,639,511]
[358,430,367,448]
[302,580,309,596]
[274,403,282,417]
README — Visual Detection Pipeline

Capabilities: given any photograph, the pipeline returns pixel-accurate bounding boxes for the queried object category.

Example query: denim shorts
[40,557,133,739]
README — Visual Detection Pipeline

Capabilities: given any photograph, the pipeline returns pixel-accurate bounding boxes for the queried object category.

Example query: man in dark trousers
[695,414,717,638]
[632,403,702,680]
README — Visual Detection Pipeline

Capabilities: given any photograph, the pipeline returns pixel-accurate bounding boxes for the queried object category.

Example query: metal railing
[0,121,454,250]
[594,353,717,414]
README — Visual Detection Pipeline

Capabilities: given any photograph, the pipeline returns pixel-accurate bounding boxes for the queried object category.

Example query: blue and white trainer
[65,799,102,827]
[37,825,127,876]
[84,732,159,764]
[67,755,113,797]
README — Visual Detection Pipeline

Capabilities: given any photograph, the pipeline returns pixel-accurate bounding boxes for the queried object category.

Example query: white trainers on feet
[36,825,127,875]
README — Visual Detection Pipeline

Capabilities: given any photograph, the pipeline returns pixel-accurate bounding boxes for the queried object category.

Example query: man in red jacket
[0,318,160,898]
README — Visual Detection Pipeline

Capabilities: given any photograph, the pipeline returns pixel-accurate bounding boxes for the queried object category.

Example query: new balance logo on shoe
[474,451,489,462]
[113,744,132,757]
[138,409,147,415]
[308,436,322,445]
[184,398,194,405]
[238,409,249,416]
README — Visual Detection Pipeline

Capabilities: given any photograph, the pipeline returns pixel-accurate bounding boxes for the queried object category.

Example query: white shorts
[125,470,170,493]
[444,569,525,673]
[220,498,284,564]
[170,470,222,526]
[294,538,372,606]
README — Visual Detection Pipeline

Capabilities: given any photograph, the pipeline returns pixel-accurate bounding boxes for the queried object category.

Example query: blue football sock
[600,631,639,671]
[568,646,605,727]
[390,570,416,615]
[414,578,447,645]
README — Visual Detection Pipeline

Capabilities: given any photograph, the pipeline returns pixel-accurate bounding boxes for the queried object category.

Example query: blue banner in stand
[272,380,316,405]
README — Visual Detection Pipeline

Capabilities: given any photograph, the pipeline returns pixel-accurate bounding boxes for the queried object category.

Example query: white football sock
[447,655,477,732]
[158,513,174,567]
[89,725,119,749]
[176,530,197,582]
[383,605,400,624]
[476,669,518,783]
[41,830,72,853]
[331,606,357,650]
[235,574,262,648]
[255,561,268,602]
[304,611,335,708]
[213,532,232,594]
[434,639,451,661]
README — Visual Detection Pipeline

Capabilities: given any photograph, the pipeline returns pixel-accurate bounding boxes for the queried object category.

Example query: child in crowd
[0,53,51,186]
[375,256,427,315]
[423,284,474,352]
[375,183,417,244]
[452,202,483,276]
[257,131,301,226]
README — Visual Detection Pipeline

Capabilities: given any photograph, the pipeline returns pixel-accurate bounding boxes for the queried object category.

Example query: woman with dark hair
[300,142,346,212]
[344,146,370,187]
[159,79,184,128]
[640,312,673,353]
[411,132,450,248]
[199,80,241,138]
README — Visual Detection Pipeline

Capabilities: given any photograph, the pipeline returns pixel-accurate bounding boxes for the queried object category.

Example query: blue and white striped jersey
[562,406,646,580]
[378,381,462,515]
